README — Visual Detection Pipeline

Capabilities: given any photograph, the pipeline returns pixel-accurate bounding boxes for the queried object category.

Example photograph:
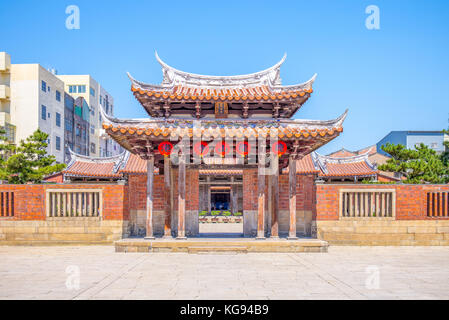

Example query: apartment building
[0,52,15,143]
[10,63,65,163]
[64,93,90,162]
[56,75,120,157]
[0,51,122,164]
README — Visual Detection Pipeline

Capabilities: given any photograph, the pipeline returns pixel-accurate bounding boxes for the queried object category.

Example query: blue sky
[1,0,448,154]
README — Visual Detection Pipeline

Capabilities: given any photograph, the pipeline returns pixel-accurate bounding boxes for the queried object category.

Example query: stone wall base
[0,218,129,245]
[317,220,449,245]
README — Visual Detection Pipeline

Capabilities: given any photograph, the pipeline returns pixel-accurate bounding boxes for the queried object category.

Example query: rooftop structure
[295,150,377,181]
[129,53,316,119]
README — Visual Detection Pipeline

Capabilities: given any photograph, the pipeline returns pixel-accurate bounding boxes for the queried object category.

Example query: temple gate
[101,52,347,240]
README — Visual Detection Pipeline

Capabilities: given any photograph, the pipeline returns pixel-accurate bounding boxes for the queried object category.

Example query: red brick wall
[241,170,316,213]
[128,175,165,211]
[0,184,129,221]
[315,184,449,221]
[0,185,46,220]
[127,169,199,212]
[279,174,316,212]
[243,169,258,211]
[186,169,199,210]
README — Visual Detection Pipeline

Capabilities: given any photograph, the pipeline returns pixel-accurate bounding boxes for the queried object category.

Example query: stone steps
[115,238,329,253]
[188,246,247,254]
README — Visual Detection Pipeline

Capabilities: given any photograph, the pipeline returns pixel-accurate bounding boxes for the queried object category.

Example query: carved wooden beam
[273,102,280,118]
[195,102,201,119]
[242,102,249,119]
[163,102,171,118]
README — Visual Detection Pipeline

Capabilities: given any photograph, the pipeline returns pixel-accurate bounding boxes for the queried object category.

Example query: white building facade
[1,51,122,164]
[56,75,121,157]
[10,63,65,163]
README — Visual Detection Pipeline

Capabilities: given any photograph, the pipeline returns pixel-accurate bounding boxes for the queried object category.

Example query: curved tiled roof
[100,104,347,140]
[294,149,378,178]
[128,52,316,103]
[119,153,147,174]
[327,148,357,158]
[62,149,156,178]
[64,149,128,178]
[295,153,321,174]
[199,169,243,176]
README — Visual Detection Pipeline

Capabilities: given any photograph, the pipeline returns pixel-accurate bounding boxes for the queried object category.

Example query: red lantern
[158,141,173,156]
[236,141,250,157]
[214,141,230,157]
[271,141,287,157]
[193,141,209,157]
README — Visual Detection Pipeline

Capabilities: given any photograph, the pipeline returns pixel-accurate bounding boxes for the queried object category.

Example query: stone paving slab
[0,246,449,299]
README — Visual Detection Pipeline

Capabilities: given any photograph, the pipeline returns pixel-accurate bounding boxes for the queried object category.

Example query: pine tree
[0,127,15,179]
[0,129,66,184]
[379,142,448,184]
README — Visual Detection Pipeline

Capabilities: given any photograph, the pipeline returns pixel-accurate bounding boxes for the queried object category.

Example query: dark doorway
[211,192,230,211]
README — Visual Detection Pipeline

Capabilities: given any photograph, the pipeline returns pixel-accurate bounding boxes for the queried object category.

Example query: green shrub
[199,211,208,216]
[233,212,243,216]
[211,210,221,216]
[222,211,231,216]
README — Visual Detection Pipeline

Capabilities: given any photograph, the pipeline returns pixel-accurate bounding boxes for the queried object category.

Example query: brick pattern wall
[128,175,165,211]
[279,174,316,212]
[316,184,449,221]
[186,169,199,210]
[0,184,129,221]
[243,169,258,211]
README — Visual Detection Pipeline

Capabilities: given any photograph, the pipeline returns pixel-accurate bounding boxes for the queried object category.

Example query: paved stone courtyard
[0,245,449,300]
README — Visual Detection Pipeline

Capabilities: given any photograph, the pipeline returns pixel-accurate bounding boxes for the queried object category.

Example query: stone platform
[115,237,328,253]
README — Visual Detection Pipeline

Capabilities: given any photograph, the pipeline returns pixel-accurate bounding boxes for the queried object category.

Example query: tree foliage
[0,129,66,184]
[378,142,448,184]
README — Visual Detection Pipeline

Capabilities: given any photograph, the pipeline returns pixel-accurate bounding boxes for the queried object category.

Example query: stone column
[145,156,155,239]
[163,156,172,238]
[270,153,279,238]
[177,150,187,240]
[256,140,266,240]
[288,155,298,240]
[207,177,211,213]
[230,177,238,214]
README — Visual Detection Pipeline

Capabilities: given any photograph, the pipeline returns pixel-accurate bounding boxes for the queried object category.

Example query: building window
[99,96,102,105]
[90,143,96,154]
[65,119,73,132]
[56,136,61,151]
[90,125,95,134]
[78,85,86,93]
[56,112,61,127]
[41,81,47,92]
[48,86,51,92]
[90,87,95,97]
[41,105,47,120]
[56,90,61,102]
[69,85,76,93]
